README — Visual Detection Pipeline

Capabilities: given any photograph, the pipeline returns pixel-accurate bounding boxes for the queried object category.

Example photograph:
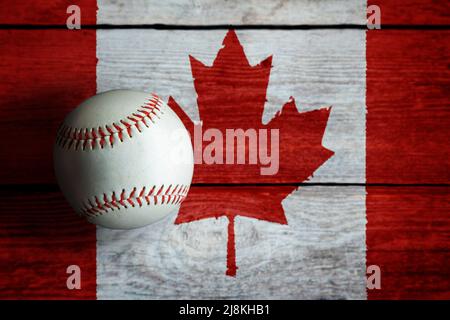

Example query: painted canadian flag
[0,0,448,300]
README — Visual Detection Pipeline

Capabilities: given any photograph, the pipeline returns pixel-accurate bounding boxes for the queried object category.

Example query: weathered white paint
[97,186,366,299]
[97,0,367,25]
[96,29,366,183]
[96,29,366,299]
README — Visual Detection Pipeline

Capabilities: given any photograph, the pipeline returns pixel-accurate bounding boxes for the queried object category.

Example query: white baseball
[54,89,194,229]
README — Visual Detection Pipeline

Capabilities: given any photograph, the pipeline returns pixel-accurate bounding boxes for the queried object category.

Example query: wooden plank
[368,0,450,25]
[0,185,366,299]
[97,29,366,184]
[97,0,366,26]
[0,188,96,299]
[0,29,366,184]
[367,27,447,300]
[366,186,450,299]
[367,30,450,184]
[1,29,448,184]
[97,185,366,299]
[1,185,448,299]
[2,1,448,26]
[97,0,450,26]
[0,29,97,184]
[0,0,97,25]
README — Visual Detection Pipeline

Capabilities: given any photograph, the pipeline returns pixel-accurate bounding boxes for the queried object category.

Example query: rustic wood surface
[0,29,447,184]
[0,0,97,25]
[366,186,450,299]
[0,29,97,185]
[97,0,367,26]
[0,188,96,299]
[367,0,450,25]
[0,0,448,300]
[98,185,367,299]
[97,29,366,184]
[98,0,449,26]
[1,1,449,26]
[367,30,450,184]
[1,186,447,299]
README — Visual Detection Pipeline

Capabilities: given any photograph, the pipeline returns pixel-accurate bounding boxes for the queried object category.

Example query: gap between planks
[0,24,449,30]
[0,183,448,193]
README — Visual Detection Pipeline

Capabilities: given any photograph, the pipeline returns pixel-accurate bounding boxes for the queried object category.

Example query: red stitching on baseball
[80,184,189,218]
[56,94,164,151]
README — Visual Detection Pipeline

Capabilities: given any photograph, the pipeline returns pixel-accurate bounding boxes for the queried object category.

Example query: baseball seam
[55,93,164,151]
[81,184,190,218]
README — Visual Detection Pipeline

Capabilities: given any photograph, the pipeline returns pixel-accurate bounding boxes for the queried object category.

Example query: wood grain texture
[365,28,450,297]
[0,188,96,299]
[366,187,450,299]
[0,29,98,299]
[1,186,447,299]
[97,29,366,184]
[0,186,365,299]
[1,1,448,26]
[0,0,448,301]
[0,29,366,184]
[0,29,97,184]
[97,0,366,25]
[368,0,450,25]
[0,29,447,185]
[97,185,366,299]
[0,0,97,25]
[97,0,450,26]
[367,30,450,184]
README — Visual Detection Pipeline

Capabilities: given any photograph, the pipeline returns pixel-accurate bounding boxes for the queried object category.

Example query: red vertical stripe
[366,31,450,184]
[366,30,450,299]
[0,2,97,299]
[366,187,450,299]
[0,29,98,184]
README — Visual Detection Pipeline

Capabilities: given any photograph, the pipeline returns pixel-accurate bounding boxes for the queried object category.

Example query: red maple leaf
[169,30,334,276]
